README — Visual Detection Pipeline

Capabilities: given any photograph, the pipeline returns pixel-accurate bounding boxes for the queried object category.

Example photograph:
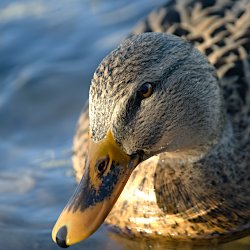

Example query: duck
[52,0,250,248]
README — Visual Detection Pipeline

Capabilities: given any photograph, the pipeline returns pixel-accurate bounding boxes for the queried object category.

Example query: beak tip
[55,226,69,248]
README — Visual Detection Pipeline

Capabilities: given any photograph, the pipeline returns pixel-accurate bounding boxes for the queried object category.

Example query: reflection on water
[109,233,250,250]
[0,0,249,249]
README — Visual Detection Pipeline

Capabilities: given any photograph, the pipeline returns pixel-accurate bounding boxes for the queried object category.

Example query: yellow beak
[52,130,141,247]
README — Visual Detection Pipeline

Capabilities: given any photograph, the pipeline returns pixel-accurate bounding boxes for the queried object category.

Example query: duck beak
[52,130,141,248]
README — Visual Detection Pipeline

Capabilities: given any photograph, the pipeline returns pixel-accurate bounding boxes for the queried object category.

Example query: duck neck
[187,117,238,191]
[204,117,236,162]
[153,117,242,214]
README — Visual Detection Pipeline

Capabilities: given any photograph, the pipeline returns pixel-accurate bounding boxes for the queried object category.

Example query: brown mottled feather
[72,102,89,181]
[73,0,250,243]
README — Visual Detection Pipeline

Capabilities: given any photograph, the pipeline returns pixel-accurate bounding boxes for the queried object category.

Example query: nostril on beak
[56,226,69,248]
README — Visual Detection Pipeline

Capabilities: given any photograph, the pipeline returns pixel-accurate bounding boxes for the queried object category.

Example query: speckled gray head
[89,32,225,158]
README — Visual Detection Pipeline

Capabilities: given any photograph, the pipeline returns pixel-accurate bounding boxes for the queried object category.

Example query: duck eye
[138,82,153,99]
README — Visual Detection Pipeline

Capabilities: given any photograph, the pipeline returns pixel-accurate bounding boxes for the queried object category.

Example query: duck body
[53,0,250,247]
[105,0,250,241]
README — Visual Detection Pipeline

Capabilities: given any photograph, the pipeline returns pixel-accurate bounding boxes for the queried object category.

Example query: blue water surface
[0,1,249,250]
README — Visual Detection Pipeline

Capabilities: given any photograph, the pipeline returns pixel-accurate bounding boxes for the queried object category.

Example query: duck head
[52,33,225,247]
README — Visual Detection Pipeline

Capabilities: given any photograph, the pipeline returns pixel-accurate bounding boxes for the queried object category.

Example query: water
[0,1,249,249]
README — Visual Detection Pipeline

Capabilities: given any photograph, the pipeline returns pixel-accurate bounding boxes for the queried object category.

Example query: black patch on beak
[66,161,124,212]
[56,226,69,248]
